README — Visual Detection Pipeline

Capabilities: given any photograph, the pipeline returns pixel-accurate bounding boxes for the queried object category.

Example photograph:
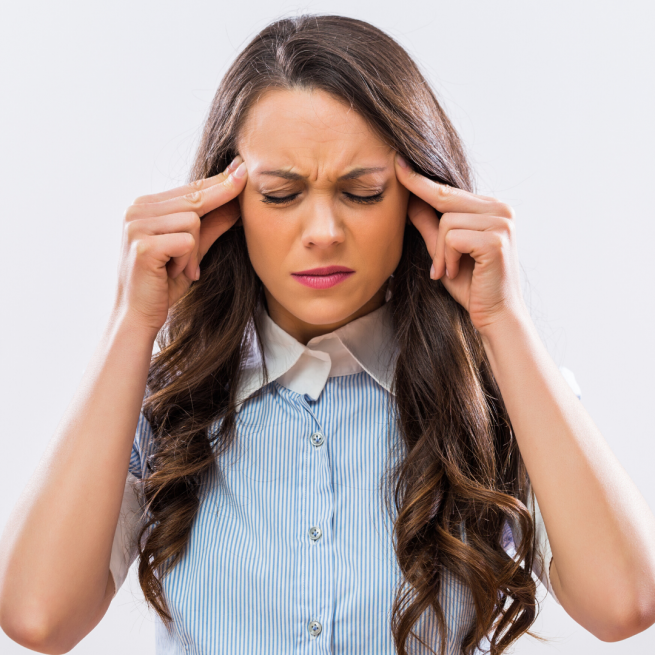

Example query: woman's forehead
[240,87,373,136]
[238,88,393,182]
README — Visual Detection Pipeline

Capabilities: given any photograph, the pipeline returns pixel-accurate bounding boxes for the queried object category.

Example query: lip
[291,265,355,289]
[292,265,354,275]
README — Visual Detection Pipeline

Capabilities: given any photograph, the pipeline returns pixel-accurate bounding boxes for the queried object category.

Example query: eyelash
[261,192,384,205]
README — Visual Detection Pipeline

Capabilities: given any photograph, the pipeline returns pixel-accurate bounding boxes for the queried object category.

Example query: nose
[300,196,345,249]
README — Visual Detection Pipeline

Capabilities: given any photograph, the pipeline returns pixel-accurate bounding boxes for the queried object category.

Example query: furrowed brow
[338,166,386,181]
[258,166,386,181]
[259,170,304,181]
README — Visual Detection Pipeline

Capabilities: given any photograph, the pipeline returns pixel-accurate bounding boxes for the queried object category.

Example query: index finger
[133,156,243,205]
[130,160,248,220]
[394,154,513,218]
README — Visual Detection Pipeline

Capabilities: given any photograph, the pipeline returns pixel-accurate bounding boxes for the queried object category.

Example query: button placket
[300,407,333,652]
[307,431,326,547]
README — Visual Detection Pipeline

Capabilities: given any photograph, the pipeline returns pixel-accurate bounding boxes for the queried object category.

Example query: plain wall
[1,1,653,652]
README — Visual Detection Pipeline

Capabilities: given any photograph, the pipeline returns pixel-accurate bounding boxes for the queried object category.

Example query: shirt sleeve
[109,411,155,596]
[559,365,581,400]
[109,472,145,594]
[529,493,559,604]
[501,500,559,604]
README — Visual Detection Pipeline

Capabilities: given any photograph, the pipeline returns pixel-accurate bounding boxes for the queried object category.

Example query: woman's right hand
[114,156,248,335]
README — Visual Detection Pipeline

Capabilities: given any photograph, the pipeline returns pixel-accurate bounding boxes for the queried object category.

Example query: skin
[1,85,655,652]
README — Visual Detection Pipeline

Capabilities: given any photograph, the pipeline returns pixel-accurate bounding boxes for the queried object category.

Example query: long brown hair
[138,15,540,654]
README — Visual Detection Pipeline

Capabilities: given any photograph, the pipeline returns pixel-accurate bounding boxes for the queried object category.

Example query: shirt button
[308,526,322,541]
[307,619,322,637]
[310,431,325,447]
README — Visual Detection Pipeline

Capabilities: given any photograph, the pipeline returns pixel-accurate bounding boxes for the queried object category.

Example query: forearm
[481,309,655,640]
[0,311,156,651]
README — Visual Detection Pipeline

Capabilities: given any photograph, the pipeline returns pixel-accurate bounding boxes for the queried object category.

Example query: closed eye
[261,191,385,205]
[343,191,384,205]
[261,193,300,205]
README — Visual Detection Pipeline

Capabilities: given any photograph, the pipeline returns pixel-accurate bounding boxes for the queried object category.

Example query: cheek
[240,197,295,276]
[359,185,408,254]
[353,208,406,271]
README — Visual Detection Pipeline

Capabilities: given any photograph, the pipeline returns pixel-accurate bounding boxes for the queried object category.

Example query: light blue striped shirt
[110,303,572,654]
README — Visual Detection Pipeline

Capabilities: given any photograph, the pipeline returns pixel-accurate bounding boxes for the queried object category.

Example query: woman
[1,14,654,655]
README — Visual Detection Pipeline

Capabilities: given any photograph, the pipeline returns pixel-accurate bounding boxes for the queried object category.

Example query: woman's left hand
[394,154,527,335]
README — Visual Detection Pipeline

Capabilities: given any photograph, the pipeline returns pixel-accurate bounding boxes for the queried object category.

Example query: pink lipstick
[291,265,355,289]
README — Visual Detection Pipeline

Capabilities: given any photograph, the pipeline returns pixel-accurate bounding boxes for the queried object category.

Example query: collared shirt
[111,302,577,654]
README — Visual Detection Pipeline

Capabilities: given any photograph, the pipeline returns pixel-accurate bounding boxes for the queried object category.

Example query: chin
[283,296,366,326]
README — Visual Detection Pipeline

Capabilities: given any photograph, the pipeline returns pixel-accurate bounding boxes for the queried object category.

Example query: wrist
[478,308,546,396]
[478,303,534,349]
[107,306,161,345]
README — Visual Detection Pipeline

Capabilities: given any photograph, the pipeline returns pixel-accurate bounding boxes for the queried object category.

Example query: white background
[1,1,654,653]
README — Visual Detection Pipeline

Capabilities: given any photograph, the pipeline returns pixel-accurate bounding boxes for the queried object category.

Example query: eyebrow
[258,166,387,181]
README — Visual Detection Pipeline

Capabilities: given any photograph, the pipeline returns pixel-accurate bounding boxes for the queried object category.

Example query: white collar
[236,302,397,410]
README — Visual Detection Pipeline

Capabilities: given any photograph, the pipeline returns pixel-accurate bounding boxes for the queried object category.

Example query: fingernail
[430,262,436,279]
[195,264,201,280]
[445,268,450,278]
[227,155,242,172]
[232,161,247,179]
[396,154,409,169]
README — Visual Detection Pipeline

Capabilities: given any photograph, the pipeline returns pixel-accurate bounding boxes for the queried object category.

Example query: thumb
[197,198,242,262]
[407,194,440,262]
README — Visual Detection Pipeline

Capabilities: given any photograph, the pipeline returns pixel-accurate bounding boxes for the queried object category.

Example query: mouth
[291,265,355,290]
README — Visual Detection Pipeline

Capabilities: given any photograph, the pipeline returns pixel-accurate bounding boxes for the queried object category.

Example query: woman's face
[237,88,410,342]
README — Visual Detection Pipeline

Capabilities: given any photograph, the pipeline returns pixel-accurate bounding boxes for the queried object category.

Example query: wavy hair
[138,15,541,655]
